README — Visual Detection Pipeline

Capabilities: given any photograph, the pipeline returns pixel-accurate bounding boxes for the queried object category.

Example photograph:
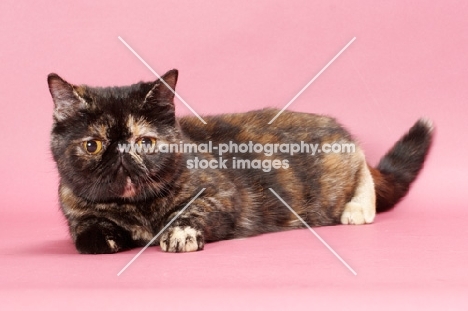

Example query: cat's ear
[144,69,178,106]
[143,69,178,124]
[48,73,87,121]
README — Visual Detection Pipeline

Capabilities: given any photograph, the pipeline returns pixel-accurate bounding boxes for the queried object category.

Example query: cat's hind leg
[341,162,376,225]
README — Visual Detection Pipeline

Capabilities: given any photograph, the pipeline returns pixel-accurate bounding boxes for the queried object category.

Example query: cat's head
[48,70,184,202]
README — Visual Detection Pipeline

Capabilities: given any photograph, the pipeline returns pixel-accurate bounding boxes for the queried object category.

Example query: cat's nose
[115,153,132,170]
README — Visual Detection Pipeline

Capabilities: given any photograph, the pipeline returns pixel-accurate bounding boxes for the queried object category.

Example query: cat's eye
[137,137,157,147]
[83,139,103,154]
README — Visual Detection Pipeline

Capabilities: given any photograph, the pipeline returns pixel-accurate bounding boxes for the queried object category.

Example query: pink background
[1,0,467,309]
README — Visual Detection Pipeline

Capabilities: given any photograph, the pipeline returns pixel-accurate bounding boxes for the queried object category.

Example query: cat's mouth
[121,177,137,198]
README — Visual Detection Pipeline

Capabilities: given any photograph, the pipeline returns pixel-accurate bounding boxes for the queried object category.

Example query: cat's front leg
[159,225,204,253]
[158,201,237,253]
[72,217,134,254]
[159,200,217,252]
[159,178,240,253]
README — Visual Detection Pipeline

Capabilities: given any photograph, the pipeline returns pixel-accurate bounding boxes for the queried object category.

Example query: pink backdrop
[1,0,467,309]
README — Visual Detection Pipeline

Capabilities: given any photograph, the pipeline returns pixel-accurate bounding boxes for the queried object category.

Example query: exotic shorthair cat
[48,70,433,254]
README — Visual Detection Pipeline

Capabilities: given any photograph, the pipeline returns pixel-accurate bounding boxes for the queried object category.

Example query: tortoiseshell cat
[48,70,432,254]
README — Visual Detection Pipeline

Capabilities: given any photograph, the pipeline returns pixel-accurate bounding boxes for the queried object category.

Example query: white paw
[159,226,204,253]
[341,202,375,225]
[106,239,118,251]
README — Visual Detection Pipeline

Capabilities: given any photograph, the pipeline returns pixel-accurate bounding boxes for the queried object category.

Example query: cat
[48,69,433,254]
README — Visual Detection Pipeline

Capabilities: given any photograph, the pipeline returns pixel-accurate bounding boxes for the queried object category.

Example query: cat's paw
[159,226,204,253]
[340,202,375,225]
[75,220,133,254]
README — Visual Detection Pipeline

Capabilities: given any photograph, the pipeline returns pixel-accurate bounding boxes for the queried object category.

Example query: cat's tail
[370,119,434,213]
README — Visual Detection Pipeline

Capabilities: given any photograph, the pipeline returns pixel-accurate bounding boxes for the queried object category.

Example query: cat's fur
[48,69,433,254]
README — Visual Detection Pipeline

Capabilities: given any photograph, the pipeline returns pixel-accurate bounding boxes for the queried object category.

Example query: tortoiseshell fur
[48,70,432,254]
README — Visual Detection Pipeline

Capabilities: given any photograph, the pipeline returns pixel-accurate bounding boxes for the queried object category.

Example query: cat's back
[179,108,352,144]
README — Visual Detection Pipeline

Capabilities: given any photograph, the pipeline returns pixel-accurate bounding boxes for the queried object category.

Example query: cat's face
[49,70,183,202]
